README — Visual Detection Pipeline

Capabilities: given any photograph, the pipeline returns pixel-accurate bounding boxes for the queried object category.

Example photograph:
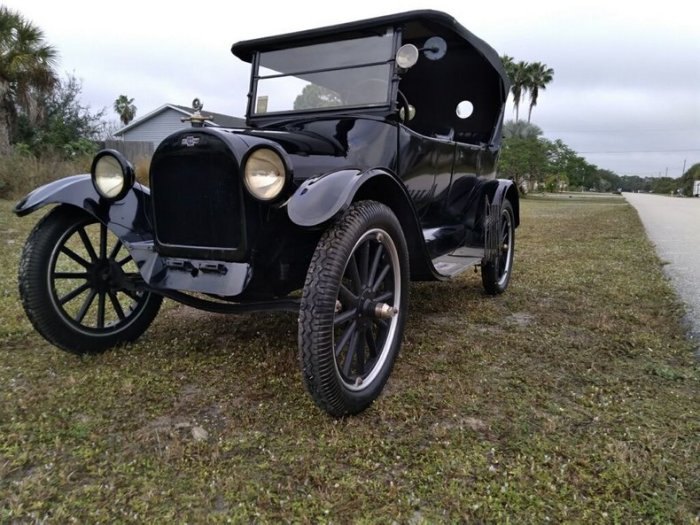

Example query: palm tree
[510,61,531,122]
[0,6,58,152]
[526,62,554,123]
[501,56,531,122]
[113,94,137,125]
[500,54,515,80]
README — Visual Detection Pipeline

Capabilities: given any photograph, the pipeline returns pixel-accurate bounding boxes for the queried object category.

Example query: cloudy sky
[6,0,699,177]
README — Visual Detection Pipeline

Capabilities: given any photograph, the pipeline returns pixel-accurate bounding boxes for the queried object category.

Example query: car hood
[231,125,346,157]
[221,117,398,181]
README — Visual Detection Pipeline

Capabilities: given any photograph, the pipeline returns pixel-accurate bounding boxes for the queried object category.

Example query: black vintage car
[15,10,517,417]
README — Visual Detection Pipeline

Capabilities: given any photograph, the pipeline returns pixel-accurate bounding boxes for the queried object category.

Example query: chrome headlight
[90,150,135,201]
[243,147,287,201]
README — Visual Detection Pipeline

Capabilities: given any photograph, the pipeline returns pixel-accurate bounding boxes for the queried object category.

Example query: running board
[431,247,483,278]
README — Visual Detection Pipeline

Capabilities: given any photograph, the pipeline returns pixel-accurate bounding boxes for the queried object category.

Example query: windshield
[251,30,394,115]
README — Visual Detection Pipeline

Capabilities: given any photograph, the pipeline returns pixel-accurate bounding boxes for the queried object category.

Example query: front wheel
[18,205,162,355]
[299,201,409,417]
[481,199,515,295]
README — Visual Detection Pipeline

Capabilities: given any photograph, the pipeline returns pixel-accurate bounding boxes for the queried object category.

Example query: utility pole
[682,159,687,176]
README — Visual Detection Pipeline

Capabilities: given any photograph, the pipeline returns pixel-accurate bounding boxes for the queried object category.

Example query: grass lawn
[1,196,698,522]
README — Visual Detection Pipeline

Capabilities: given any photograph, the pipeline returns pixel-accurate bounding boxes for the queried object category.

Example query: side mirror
[395,37,448,70]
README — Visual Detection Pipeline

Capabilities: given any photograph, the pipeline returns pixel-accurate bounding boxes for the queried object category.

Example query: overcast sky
[5,0,699,177]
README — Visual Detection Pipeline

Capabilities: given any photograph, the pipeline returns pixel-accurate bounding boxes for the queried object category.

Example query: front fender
[287,168,409,227]
[14,174,154,242]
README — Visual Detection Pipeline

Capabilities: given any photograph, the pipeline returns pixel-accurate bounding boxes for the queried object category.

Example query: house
[114,103,246,148]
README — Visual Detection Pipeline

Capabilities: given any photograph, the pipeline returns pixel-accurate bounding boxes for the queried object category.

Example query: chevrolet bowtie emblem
[181,136,200,147]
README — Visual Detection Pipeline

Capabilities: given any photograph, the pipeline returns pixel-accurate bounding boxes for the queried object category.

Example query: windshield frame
[246,29,401,121]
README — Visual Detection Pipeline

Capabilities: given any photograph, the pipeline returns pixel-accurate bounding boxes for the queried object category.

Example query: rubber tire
[481,199,515,295]
[299,201,409,417]
[18,205,163,355]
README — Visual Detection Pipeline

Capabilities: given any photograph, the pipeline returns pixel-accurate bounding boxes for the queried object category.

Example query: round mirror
[423,37,447,61]
[456,100,474,119]
[396,44,419,69]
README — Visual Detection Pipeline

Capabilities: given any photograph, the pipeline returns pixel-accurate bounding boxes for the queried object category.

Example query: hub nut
[374,303,398,319]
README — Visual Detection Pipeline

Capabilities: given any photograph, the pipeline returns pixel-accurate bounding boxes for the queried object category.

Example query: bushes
[0,150,93,199]
[0,148,153,199]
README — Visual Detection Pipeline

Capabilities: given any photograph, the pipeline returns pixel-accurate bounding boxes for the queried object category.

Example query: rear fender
[490,178,520,227]
[481,178,519,265]
[14,174,154,242]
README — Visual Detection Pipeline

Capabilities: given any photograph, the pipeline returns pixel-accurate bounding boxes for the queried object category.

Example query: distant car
[14,10,517,417]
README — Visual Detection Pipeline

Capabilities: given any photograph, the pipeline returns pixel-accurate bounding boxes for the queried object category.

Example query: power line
[546,128,700,133]
[579,149,700,154]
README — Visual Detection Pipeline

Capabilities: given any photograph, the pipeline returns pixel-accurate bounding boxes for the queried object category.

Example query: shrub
[0,150,93,200]
[134,156,151,185]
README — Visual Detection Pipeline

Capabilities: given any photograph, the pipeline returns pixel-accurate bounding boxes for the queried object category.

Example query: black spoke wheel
[18,205,162,354]
[299,201,409,417]
[481,199,515,295]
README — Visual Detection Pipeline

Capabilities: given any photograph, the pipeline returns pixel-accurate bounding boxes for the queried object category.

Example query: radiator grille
[150,140,243,252]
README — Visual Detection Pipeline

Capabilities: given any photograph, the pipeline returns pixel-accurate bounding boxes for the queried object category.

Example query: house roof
[114,103,246,136]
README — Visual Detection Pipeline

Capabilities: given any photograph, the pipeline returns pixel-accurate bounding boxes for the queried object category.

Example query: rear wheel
[18,205,162,354]
[299,201,409,417]
[481,199,515,295]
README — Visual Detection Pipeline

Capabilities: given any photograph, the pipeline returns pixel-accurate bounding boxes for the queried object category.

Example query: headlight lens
[90,150,134,201]
[243,148,287,201]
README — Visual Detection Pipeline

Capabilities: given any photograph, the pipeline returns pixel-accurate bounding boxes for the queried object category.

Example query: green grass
[1,196,698,522]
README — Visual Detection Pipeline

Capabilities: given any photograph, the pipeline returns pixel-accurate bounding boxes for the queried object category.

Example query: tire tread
[299,200,408,417]
[18,205,162,355]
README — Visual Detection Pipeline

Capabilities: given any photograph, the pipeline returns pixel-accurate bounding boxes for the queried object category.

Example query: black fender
[14,174,154,243]
[286,167,439,280]
[450,177,519,243]
[288,168,367,227]
[287,167,426,228]
[480,178,519,265]
[490,178,520,228]
[287,167,430,231]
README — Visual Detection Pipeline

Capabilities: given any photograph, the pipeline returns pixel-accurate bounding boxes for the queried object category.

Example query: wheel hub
[87,259,126,292]
[357,293,397,320]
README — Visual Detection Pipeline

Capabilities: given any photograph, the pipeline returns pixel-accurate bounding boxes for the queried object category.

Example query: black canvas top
[231,10,509,91]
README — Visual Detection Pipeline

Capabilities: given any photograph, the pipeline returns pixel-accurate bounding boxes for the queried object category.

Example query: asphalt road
[624,192,700,344]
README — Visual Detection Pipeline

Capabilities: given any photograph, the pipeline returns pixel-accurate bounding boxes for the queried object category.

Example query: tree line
[497,56,698,195]
[498,120,618,193]
[617,165,700,196]
[499,120,699,195]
